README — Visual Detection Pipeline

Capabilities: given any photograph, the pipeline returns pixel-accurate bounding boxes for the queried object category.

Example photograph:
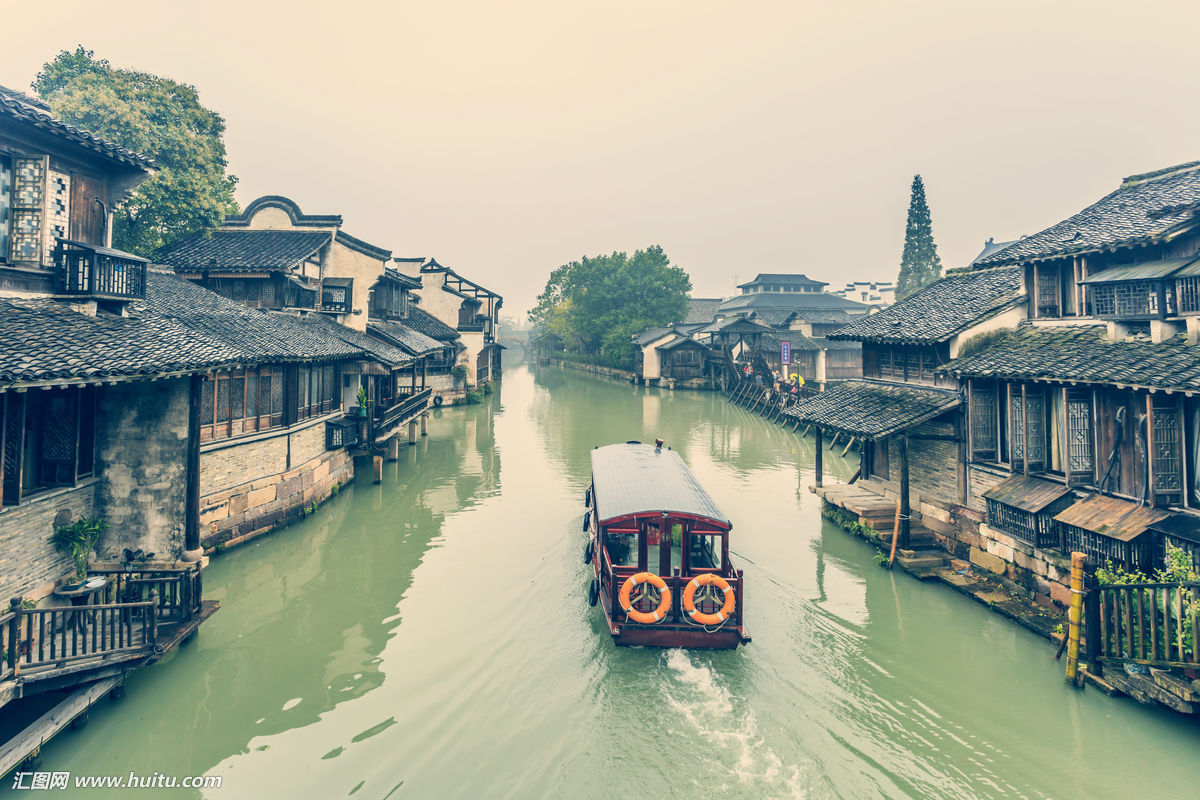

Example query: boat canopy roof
[590,443,731,530]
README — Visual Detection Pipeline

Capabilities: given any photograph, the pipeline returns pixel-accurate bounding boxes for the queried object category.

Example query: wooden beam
[814,427,823,488]
[184,375,202,556]
[899,434,910,550]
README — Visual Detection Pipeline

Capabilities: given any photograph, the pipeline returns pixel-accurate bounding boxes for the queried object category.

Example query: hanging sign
[781,340,791,365]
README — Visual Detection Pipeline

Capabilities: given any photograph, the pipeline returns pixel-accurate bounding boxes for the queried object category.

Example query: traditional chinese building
[793,161,1200,608]
[394,257,503,386]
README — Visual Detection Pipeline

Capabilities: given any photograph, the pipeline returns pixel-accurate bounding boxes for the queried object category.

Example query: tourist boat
[583,440,749,649]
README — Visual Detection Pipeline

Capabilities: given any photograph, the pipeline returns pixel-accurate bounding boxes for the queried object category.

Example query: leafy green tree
[896,174,943,299]
[33,46,239,256]
[530,246,691,368]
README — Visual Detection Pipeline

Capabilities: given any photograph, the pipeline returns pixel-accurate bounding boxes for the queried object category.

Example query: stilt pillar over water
[814,427,823,488]
[421,413,428,436]
[373,455,383,484]
[408,419,418,445]
[898,433,910,550]
[387,436,400,462]
[1065,551,1085,683]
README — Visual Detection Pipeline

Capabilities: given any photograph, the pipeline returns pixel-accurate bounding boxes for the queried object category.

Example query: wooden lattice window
[1037,266,1059,316]
[1178,276,1200,314]
[879,347,895,378]
[1011,391,1045,471]
[1153,401,1182,498]
[1062,525,1153,572]
[1066,392,1093,485]
[905,350,920,382]
[200,366,286,441]
[971,386,998,461]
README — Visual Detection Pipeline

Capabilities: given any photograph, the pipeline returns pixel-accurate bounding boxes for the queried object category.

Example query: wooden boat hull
[595,569,749,650]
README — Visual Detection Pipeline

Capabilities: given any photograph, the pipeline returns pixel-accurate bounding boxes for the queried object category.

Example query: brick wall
[0,483,95,601]
[94,379,189,558]
[201,434,289,495]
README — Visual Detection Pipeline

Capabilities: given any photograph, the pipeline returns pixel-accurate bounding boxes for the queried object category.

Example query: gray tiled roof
[684,298,721,324]
[303,314,413,366]
[782,379,961,439]
[0,85,154,170]
[0,269,370,386]
[368,321,443,357]
[633,327,672,346]
[718,291,867,314]
[974,162,1200,266]
[737,273,827,288]
[828,267,1022,345]
[402,306,461,342]
[155,230,331,273]
[942,324,1200,392]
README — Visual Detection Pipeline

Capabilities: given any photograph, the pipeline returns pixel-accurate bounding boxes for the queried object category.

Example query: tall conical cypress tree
[896,175,943,299]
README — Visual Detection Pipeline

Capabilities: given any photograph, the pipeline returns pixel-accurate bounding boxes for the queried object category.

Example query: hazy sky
[5,1,1200,317]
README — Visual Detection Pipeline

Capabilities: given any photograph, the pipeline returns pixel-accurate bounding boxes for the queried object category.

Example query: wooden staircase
[818,483,948,574]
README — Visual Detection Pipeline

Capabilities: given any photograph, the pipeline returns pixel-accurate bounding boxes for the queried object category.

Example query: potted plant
[356,385,369,416]
[51,517,109,589]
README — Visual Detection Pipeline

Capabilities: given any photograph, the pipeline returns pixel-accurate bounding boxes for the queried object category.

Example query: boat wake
[660,649,810,799]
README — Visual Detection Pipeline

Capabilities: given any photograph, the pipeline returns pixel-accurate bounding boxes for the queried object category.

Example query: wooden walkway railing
[1085,580,1200,669]
[90,564,203,625]
[6,595,157,675]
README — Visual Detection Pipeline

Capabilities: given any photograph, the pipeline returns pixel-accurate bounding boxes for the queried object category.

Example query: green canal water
[16,364,1200,799]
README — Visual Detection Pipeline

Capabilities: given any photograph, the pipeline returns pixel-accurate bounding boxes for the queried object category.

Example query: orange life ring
[618,572,671,624]
[682,573,735,625]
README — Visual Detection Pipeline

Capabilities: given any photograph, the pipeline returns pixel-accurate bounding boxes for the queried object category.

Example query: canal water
[19,364,1200,799]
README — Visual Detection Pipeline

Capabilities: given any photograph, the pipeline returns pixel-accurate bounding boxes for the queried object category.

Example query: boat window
[604,529,637,567]
[689,533,723,570]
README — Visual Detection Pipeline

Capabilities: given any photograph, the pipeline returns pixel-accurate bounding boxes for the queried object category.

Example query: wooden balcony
[371,388,432,443]
[54,239,147,301]
[1,565,216,701]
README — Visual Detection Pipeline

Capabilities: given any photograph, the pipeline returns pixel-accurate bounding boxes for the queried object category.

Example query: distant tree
[530,246,691,368]
[33,46,239,256]
[895,174,943,299]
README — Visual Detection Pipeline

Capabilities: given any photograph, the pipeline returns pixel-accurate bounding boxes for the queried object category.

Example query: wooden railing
[0,605,15,682]
[5,596,157,673]
[1086,581,1200,669]
[90,564,204,624]
[55,239,147,300]
[373,388,432,437]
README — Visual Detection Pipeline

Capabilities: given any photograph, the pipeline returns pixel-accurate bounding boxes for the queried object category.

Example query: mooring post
[387,436,400,462]
[1065,551,1086,684]
[373,455,383,484]
[814,427,824,488]
[421,412,428,437]
[408,419,418,445]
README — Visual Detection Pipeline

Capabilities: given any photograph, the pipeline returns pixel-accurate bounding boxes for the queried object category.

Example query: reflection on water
[17,364,1200,800]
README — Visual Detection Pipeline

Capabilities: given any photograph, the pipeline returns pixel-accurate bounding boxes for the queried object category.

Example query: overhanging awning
[1145,513,1200,545]
[782,379,960,440]
[1079,257,1199,283]
[1053,494,1169,541]
[983,474,1072,513]
[322,277,353,288]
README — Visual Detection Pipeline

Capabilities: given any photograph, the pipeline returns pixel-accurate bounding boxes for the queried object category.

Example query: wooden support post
[888,498,901,567]
[828,432,840,451]
[898,434,910,550]
[182,374,203,560]
[373,455,383,484]
[801,424,810,436]
[421,413,428,437]
[1066,551,1085,684]
[408,419,418,445]
[840,436,856,457]
[387,436,400,462]
[148,590,159,645]
[8,597,20,676]
[814,427,824,488]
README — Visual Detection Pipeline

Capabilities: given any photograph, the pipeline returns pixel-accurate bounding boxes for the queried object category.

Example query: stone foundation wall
[199,448,353,552]
[198,416,354,552]
[864,462,1075,611]
[547,358,636,382]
